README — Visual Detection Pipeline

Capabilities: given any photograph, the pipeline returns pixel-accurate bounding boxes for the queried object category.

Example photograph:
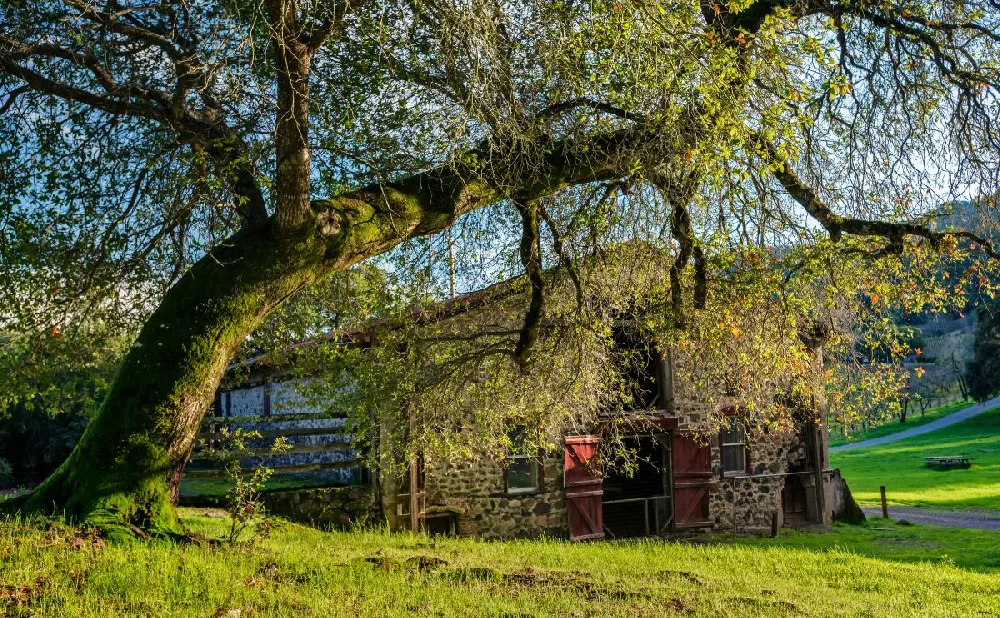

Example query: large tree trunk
[4,221,330,537]
[0,86,702,536]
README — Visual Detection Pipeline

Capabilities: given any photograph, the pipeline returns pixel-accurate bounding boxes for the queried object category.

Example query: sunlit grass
[0,509,997,617]
[831,408,1000,510]
[715,517,1000,573]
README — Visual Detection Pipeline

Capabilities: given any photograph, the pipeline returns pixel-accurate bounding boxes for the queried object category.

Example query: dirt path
[830,395,1000,452]
[861,507,1000,531]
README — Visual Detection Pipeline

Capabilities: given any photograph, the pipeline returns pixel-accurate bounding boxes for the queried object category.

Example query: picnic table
[922,456,973,469]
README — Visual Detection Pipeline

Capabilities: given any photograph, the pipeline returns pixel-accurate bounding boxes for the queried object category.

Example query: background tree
[966,300,1000,401]
[2,0,1000,536]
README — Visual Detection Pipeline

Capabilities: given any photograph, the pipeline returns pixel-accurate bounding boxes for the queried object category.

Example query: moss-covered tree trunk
[6,221,331,537]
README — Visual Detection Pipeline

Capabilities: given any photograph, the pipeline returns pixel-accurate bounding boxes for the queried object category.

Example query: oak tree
[2,0,999,535]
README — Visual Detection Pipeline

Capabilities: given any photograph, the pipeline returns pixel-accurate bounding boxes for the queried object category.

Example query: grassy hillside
[829,400,971,448]
[1,510,998,617]
[831,408,1000,510]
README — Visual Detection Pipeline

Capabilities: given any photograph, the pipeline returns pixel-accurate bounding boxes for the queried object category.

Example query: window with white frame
[720,422,747,474]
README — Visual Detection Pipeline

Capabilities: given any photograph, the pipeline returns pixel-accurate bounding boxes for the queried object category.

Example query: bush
[0,400,91,488]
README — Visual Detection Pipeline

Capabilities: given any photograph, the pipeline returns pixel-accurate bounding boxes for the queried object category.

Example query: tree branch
[0,84,29,115]
[648,170,705,327]
[266,0,314,234]
[753,134,1000,260]
[513,198,544,369]
[63,0,186,62]
[539,204,585,314]
[0,51,168,122]
[302,0,373,52]
[536,98,647,124]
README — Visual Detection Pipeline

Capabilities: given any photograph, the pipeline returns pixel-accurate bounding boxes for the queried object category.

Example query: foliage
[199,428,290,545]
[0,319,126,487]
[831,407,1000,510]
[965,301,1000,401]
[264,239,990,477]
[0,508,998,616]
[5,0,1000,528]
[829,399,971,448]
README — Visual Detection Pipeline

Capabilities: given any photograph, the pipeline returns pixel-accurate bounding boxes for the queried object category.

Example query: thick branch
[649,171,705,327]
[755,136,1000,260]
[0,47,168,122]
[512,199,545,368]
[266,0,313,234]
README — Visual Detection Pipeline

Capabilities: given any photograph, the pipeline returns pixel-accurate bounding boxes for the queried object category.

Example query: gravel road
[861,507,1000,531]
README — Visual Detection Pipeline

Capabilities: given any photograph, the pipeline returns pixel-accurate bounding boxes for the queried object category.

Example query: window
[720,423,747,475]
[505,427,540,493]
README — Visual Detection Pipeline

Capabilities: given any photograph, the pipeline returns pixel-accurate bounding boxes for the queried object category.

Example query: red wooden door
[564,435,604,540]
[671,432,713,528]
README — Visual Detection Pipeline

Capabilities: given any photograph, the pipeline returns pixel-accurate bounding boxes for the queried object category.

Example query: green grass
[831,407,1000,510]
[716,518,1000,572]
[1,509,998,617]
[829,400,971,447]
[180,473,353,500]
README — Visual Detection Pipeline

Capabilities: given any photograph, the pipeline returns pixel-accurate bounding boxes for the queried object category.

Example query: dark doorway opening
[602,435,672,538]
[782,476,809,526]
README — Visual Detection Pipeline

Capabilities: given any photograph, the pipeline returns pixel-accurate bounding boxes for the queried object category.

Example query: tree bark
[0,131,588,534]
[4,221,333,537]
[0,5,760,532]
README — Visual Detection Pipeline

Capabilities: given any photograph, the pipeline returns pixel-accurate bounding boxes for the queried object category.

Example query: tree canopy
[3,0,1000,534]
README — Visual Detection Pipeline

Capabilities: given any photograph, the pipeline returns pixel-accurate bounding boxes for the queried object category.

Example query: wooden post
[409,408,419,534]
[809,417,826,523]
[880,486,888,519]
[770,511,779,538]
[658,349,675,414]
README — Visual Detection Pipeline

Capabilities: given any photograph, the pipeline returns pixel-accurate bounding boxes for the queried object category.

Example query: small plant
[201,427,290,544]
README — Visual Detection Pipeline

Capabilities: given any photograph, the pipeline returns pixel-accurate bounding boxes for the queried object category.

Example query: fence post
[770,511,779,538]
[880,485,888,519]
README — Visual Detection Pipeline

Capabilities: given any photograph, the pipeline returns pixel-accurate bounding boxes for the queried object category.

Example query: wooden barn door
[671,432,713,529]
[564,436,604,540]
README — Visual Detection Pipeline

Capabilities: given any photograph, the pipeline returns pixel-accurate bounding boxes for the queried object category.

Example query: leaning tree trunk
[4,220,331,538]
[0,75,711,536]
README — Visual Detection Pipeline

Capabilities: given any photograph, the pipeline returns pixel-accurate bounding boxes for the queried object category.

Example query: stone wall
[417,402,833,539]
[420,415,821,538]
[662,400,815,532]
[423,450,567,539]
[262,485,376,529]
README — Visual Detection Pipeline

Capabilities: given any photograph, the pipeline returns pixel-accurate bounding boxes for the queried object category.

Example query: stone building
[386,360,857,540]
[204,274,861,540]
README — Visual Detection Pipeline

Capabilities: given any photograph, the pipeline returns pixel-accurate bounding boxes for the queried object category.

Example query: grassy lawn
[831,407,1000,510]
[180,473,355,501]
[717,518,1000,573]
[829,400,971,447]
[0,509,997,617]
